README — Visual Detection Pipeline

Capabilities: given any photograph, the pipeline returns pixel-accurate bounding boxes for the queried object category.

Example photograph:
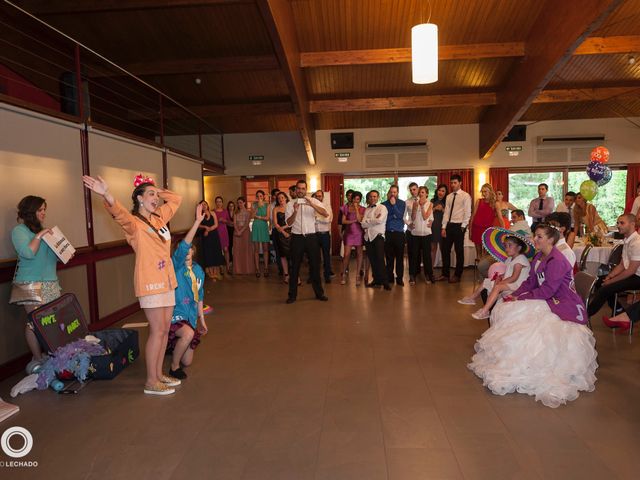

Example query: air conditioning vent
[366,141,428,149]
[365,154,395,169]
[397,153,427,168]
[536,148,568,164]
[537,135,604,146]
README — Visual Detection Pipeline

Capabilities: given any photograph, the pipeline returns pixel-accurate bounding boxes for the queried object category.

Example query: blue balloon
[586,160,606,182]
[597,166,612,186]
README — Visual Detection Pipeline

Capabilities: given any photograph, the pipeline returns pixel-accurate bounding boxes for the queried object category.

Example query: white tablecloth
[573,241,618,275]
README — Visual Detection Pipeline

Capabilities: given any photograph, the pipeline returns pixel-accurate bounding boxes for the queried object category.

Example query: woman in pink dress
[213,196,231,274]
[340,191,366,286]
[469,183,504,258]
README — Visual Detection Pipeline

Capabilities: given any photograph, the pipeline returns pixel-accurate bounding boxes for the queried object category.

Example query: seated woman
[573,193,608,237]
[468,224,598,408]
[166,203,209,379]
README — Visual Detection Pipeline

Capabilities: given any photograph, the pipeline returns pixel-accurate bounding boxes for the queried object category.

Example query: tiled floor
[2,265,640,479]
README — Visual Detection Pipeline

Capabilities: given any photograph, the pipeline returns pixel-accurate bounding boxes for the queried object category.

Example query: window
[344,176,395,204]
[244,180,269,201]
[508,171,564,223]
[567,169,627,226]
[398,175,438,201]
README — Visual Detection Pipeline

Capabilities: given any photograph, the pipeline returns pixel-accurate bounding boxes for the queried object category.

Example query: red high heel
[602,316,631,333]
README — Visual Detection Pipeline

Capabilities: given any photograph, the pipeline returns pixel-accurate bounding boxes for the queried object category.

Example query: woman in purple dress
[340,191,365,286]
[213,196,231,274]
[469,224,597,408]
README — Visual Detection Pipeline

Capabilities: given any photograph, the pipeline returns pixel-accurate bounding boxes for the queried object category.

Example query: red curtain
[322,173,344,255]
[489,168,509,200]
[625,164,640,213]
[437,169,475,201]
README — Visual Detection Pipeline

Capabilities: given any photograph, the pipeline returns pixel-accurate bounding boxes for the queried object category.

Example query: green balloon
[580,180,598,201]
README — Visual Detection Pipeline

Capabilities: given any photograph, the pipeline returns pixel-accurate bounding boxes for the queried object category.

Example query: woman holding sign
[83,174,182,396]
[11,195,60,362]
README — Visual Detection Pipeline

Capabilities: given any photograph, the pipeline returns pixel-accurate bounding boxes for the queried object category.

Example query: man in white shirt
[630,182,640,220]
[285,179,329,304]
[314,190,334,283]
[555,191,576,229]
[510,209,533,238]
[588,214,640,317]
[438,174,472,283]
[362,190,391,290]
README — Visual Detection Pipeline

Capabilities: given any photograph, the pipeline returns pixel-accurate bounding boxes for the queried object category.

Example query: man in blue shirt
[382,185,407,286]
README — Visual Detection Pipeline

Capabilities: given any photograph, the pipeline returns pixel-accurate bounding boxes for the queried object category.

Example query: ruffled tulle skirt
[468,300,598,408]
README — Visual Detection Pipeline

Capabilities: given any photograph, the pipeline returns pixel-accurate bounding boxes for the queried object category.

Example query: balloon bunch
[581,146,611,201]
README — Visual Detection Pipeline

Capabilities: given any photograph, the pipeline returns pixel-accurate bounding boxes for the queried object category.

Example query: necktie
[448,193,457,222]
[538,198,544,211]
[187,266,198,302]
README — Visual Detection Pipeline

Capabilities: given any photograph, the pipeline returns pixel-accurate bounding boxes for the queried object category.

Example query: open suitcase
[28,293,139,380]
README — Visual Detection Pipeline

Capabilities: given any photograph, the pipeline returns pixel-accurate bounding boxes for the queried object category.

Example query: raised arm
[83,175,136,236]
[156,189,182,224]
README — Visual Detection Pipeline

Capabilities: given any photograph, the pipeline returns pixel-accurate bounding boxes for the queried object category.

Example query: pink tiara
[134,173,155,188]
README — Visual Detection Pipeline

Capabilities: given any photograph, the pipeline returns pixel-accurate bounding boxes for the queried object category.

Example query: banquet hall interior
[1,0,640,478]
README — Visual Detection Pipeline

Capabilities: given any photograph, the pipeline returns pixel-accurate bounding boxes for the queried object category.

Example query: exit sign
[335,152,350,158]
[505,146,522,152]
[249,155,264,161]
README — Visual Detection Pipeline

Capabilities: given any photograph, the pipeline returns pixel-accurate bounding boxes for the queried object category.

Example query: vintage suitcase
[28,293,139,380]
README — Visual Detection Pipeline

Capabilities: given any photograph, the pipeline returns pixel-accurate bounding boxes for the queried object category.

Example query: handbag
[9,264,43,305]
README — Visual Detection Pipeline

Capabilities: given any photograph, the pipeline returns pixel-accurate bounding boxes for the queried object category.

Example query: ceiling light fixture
[412,1,438,84]
[629,55,636,65]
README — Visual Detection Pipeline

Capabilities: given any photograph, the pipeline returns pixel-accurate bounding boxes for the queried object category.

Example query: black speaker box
[503,124,527,142]
[331,132,354,149]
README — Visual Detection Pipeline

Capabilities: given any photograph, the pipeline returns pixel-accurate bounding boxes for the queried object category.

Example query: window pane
[567,169,627,226]
[398,175,438,201]
[508,172,564,224]
[344,177,395,205]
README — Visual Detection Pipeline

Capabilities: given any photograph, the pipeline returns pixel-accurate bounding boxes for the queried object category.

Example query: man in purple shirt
[528,183,554,232]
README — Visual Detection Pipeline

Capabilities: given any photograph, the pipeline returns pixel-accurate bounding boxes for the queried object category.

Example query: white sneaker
[471,309,490,320]
[458,297,476,305]
[144,383,176,395]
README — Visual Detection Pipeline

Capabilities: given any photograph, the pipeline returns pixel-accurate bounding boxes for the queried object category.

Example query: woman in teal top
[11,195,61,361]
[251,190,271,277]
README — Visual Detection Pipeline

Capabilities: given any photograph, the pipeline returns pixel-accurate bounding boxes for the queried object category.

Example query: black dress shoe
[396,278,404,286]
[169,367,187,379]
[316,295,329,301]
[366,283,382,289]
[383,284,392,291]
[286,298,296,304]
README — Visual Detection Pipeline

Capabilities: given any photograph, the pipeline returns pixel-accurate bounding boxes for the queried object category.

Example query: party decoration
[590,146,609,164]
[597,166,612,187]
[586,161,606,182]
[134,173,155,187]
[579,180,598,201]
[482,227,536,262]
[488,262,507,281]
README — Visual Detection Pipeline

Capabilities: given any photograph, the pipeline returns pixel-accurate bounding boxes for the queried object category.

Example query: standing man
[437,174,472,283]
[315,190,334,283]
[404,182,420,276]
[382,185,406,286]
[528,183,554,232]
[285,180,328,304]
[556,191,576,230]
[362,190,391,290]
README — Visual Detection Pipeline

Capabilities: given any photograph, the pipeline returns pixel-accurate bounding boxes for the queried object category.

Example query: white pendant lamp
[412,22,438,84]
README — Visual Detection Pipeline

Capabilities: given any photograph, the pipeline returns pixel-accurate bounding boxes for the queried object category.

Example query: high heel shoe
[283,274,289,284]
[340,273,347,285]
[602,316,631,333]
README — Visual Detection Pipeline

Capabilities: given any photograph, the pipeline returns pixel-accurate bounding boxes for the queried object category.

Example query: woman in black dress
[271,192,292,283]
[198,200,224,280]
[226,200,235,266]
[430,184,448,270]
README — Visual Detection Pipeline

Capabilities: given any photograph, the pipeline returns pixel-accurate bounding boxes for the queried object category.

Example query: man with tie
[285,179,329,304]
[362,190,391,290]
[528,183,554,232]
[437,174,472,283]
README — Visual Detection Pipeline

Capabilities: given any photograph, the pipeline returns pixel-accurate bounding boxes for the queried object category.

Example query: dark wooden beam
[129,101,293,120]
[257,0,315,165]
[89,55,279,78]
[478,0,624,160]
[17,0,253,15]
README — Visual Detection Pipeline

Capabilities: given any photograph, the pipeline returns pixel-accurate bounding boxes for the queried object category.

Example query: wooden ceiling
[7,0,640,161]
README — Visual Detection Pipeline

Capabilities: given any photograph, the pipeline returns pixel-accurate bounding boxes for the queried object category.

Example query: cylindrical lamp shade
[411,23,438,84]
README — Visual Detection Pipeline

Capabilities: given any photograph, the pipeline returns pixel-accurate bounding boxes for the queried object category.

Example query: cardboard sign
[29,293,88,352]
[42,226,75,264]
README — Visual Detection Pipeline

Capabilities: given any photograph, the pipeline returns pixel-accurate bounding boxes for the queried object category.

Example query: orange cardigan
[105,190,182,297]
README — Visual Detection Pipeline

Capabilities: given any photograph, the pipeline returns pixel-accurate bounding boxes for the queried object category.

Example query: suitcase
[28,293,139,380]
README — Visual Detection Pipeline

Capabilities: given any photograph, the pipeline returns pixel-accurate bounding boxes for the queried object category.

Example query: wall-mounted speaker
[503,124,526,142]
[331,132,354,149]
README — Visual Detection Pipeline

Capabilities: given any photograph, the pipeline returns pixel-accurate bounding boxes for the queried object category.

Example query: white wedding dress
[468,300,598,408]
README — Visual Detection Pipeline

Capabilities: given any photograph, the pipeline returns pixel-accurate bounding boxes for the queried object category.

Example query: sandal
[283,274,289,284]
[256,272,261,278]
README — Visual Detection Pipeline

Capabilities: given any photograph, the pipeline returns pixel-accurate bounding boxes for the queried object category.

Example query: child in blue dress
[166,204,208,379]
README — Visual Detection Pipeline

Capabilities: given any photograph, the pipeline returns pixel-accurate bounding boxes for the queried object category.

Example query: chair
[574,271,597,329]
[613,291,638,338]
[578,244,593,272]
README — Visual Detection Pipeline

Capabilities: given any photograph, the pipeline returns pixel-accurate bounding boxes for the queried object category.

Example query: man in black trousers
[362,190,391,290]
[285,179,329,304]
[382,185,406,286]
[437,174,472,283]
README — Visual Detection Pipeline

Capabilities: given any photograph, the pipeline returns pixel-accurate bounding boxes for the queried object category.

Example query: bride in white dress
[468,224,598,408]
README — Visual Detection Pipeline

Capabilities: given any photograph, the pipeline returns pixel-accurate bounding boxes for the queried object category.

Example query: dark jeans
[365,235,389,286]
[317,231,332,281]
[587,275,640,317]
[442,223,465,278]
[289,233,324,300]
[271,230,282,274]
[385,231,405,281]
[406,230,420,275]
[410,234,433,279]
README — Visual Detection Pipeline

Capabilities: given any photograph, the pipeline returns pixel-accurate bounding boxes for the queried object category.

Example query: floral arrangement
[36,340,106,389]
[585,232,603,247]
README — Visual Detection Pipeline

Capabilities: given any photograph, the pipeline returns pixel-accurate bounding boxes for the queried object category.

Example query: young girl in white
[458,234,531,320]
